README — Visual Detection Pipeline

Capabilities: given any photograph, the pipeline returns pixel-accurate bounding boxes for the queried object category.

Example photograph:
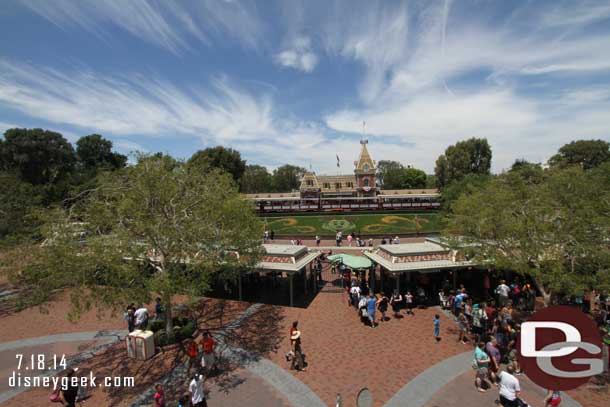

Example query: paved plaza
[0,258,608,407]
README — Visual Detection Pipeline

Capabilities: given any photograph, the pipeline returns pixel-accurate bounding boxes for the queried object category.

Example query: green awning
[327,253,373,269]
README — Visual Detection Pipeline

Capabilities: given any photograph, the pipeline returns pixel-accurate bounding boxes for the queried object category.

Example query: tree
[76,134,127,170]
[440,173,492,211]
[508,159,544,185]
[401,167,427,189]
[188,146,246,182]
[445,168,610,305]
[13,155,263,333]
[0,172,42,239]
[435,138,492,187]
[549,139,610,170]
[240,164,273,193]
[1,128,76,185]
[272,165,307,192]
[376,160,403,189]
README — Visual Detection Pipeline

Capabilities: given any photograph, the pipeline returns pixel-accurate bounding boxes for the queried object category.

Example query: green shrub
[149,320,165,333]
[178,321,196,340]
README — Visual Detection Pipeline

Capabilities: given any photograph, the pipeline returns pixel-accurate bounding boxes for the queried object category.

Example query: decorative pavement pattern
[0,255,608,406]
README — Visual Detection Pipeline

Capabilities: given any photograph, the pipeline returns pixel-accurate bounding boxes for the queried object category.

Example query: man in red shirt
[200,331,215,374]
[185,338,199,373]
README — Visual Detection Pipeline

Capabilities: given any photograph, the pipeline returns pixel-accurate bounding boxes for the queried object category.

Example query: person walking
[366,292,377,328]
[458,309,469,344]
[498,365,522,407]
[544,390,562,407]
[189,373,207,407]
[134,304,149,330]
[270,230,275,241]
[290,330,306,371]
[200,331,216,374]
[61,368,79,407]
[474,342,491,393]
[347,233,353,247]
[434,314,441,343]
[405,291,415,315]
[153,383,166,407]
[315,235,321,247]
[377,292,389,322]
[496,280,510,307]
[390,289,403,318]
[124,304,136,333]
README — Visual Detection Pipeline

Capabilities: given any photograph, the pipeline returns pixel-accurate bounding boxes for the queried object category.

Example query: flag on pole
[336,154,340,168]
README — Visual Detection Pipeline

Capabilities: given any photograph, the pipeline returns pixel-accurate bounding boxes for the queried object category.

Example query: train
[246,191,441,213]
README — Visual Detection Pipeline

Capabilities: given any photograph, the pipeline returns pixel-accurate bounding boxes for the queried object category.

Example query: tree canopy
[376,160,427,189]
[271,164,306,192]
[434,138,492,187]
[444,167,610,304]
[76,134,127,170]
[549,139,610,170]
[13,154,263,331]
[240,164,273,193]
[1,128,76,185]
[188,146,246,182]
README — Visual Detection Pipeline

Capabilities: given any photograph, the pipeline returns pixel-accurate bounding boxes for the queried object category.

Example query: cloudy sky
[1,0,609,173]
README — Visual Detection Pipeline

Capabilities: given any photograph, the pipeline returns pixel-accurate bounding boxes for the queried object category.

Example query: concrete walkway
[130,303,324,407]
[384,350,583,407]
[0,330,127,403]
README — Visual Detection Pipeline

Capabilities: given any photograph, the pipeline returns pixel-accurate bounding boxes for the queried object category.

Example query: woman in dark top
[377,293,389,322]
[390,290,402,318]
[62,368,79,407]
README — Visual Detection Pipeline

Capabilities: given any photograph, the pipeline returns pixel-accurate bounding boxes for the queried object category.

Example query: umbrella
[327,253,373,269]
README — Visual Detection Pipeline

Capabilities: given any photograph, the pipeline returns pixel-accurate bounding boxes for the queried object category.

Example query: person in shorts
[200,331,215,374]
[498,365,522,407]
[405,291,415,315]
[458,309,469,344]
[433,314,441,343]
[366,293,377,328]
[544,390,562,406]
[474,342,491,392]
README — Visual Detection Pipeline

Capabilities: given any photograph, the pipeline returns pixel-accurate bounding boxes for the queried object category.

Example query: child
[178,394,189,407]
[434,314,441,343]
[153,384,165,407]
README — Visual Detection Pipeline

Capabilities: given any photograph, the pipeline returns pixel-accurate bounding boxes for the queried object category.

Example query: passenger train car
[246,191,440,213]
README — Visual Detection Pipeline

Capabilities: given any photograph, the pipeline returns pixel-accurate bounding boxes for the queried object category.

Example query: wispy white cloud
[18,0,265,54]
[113,139,148,154]
[274,36,318,73]
[0,60,276,142]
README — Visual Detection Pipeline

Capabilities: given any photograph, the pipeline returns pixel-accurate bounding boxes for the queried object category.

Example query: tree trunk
[164,293,173,333]
[531,275,551,307]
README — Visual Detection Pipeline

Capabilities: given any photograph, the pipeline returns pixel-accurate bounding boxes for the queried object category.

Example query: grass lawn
[261,212,441,236]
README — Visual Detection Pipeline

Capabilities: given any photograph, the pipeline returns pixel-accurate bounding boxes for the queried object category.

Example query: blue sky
[1,0,610,173]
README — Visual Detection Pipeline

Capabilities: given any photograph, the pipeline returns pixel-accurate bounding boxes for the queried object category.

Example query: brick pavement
[260,280,469,407]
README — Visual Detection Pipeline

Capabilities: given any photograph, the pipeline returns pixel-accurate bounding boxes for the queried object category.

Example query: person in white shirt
[350,283,361,308]
[498,365,523,407]
[134,306,149,330]
[189,373,207,407]
[496,280,510,307]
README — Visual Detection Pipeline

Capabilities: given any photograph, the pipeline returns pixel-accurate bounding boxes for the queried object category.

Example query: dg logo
[518,305,604,390]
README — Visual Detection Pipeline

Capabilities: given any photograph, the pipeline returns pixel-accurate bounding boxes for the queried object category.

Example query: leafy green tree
[188,146,246,182]
[240,164,273,193]
[549,139,610,170]
[509,159,544,185]
[376,160,403,188]
[445,168,610,305]
[425,174,437,189]
[13,155,263,332]
[401,167,427,189]
[435,138,492,187]
[1,128,76,185]
[440,173,492,211]
[272,164,307,192]
[76,134,127,170]
[0,172,42,239]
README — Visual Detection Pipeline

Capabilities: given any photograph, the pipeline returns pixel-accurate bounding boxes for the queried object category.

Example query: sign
[518,306,603,390]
